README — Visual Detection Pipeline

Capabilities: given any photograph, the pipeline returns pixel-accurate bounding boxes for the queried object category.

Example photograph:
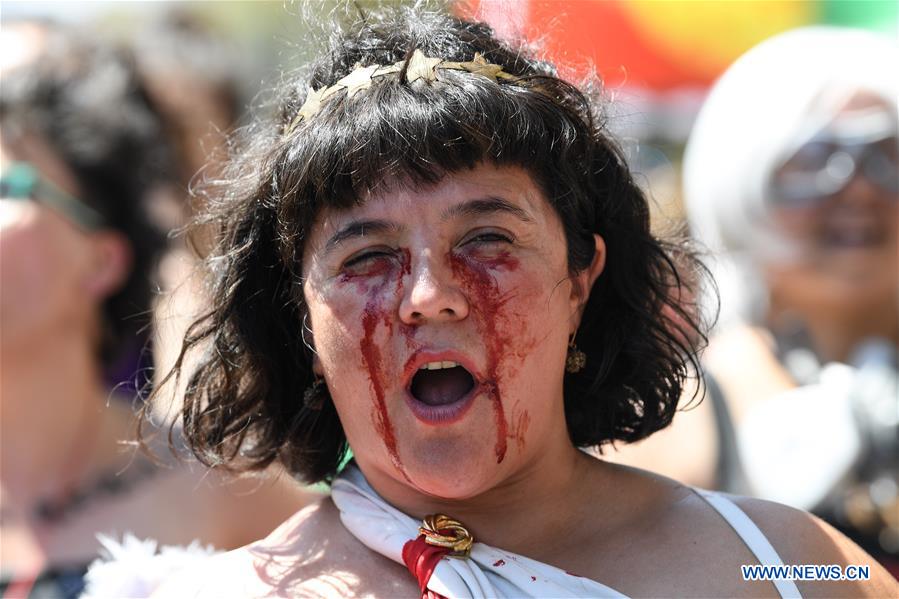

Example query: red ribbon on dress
[402,534,451,599]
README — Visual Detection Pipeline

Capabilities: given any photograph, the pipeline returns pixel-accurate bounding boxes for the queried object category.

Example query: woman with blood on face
[147,7,898,598]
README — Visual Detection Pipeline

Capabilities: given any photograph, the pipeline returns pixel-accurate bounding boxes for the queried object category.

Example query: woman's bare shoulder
[580,463,897,597]
[153,496,415,598]
[730,495,898,597]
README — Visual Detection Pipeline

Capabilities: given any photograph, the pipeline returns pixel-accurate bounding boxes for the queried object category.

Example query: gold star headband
[284,49,518,135]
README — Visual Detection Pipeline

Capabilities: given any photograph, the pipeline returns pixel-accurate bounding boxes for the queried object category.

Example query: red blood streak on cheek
[360,306,402,473]
[448,252,511,463]
[358,256,412,483]
[510,409,530,452]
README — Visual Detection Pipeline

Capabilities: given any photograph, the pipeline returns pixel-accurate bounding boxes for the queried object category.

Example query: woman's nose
[398,253,469,325]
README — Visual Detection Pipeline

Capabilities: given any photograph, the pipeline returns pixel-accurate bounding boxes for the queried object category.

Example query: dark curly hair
[0,21,173,377]
[158,5,709,484]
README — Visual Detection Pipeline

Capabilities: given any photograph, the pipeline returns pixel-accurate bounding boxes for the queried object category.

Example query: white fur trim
[81,533,219,598]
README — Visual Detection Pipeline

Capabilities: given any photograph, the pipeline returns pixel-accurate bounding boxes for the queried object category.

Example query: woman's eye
[463,231,513,246]
[341,249,396,274]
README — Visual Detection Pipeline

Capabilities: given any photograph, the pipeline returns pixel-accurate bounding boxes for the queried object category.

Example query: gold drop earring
[565,330,586,373]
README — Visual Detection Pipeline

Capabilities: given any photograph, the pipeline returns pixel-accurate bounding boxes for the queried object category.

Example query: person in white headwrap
[687,25,898,572]
[118,9,895,598]
[617,26,898,575]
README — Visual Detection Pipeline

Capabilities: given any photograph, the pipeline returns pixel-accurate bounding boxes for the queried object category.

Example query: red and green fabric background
[460,1,898,91]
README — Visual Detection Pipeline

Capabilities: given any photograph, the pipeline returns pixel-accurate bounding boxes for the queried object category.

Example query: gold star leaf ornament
[335,64,380,98]
[283,50,518,135]
[405,49,442,83]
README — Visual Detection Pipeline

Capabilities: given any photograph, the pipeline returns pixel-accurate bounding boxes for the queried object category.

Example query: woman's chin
[399,436,499,500]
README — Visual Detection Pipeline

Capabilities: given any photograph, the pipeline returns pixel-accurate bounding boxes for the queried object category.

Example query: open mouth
[409,361,476,406]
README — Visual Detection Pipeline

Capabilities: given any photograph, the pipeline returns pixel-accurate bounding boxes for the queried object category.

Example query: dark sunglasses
[769,132,899,209]
[0,161,106,230]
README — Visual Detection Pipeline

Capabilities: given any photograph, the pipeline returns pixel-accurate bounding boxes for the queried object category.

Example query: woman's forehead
[309,164,550,241]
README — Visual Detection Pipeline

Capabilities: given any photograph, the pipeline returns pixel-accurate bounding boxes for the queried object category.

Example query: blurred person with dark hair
[0,21,314,599]
[611,26,899,575]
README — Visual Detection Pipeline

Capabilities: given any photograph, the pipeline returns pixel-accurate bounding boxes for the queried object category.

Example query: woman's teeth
[419,360,460,370]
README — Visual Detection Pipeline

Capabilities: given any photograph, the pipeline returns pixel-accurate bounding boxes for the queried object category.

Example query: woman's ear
[82,231,132,299]
[569,234,606,330]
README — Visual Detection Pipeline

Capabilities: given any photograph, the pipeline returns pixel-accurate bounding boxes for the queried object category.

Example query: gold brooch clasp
[419,514,474,558]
